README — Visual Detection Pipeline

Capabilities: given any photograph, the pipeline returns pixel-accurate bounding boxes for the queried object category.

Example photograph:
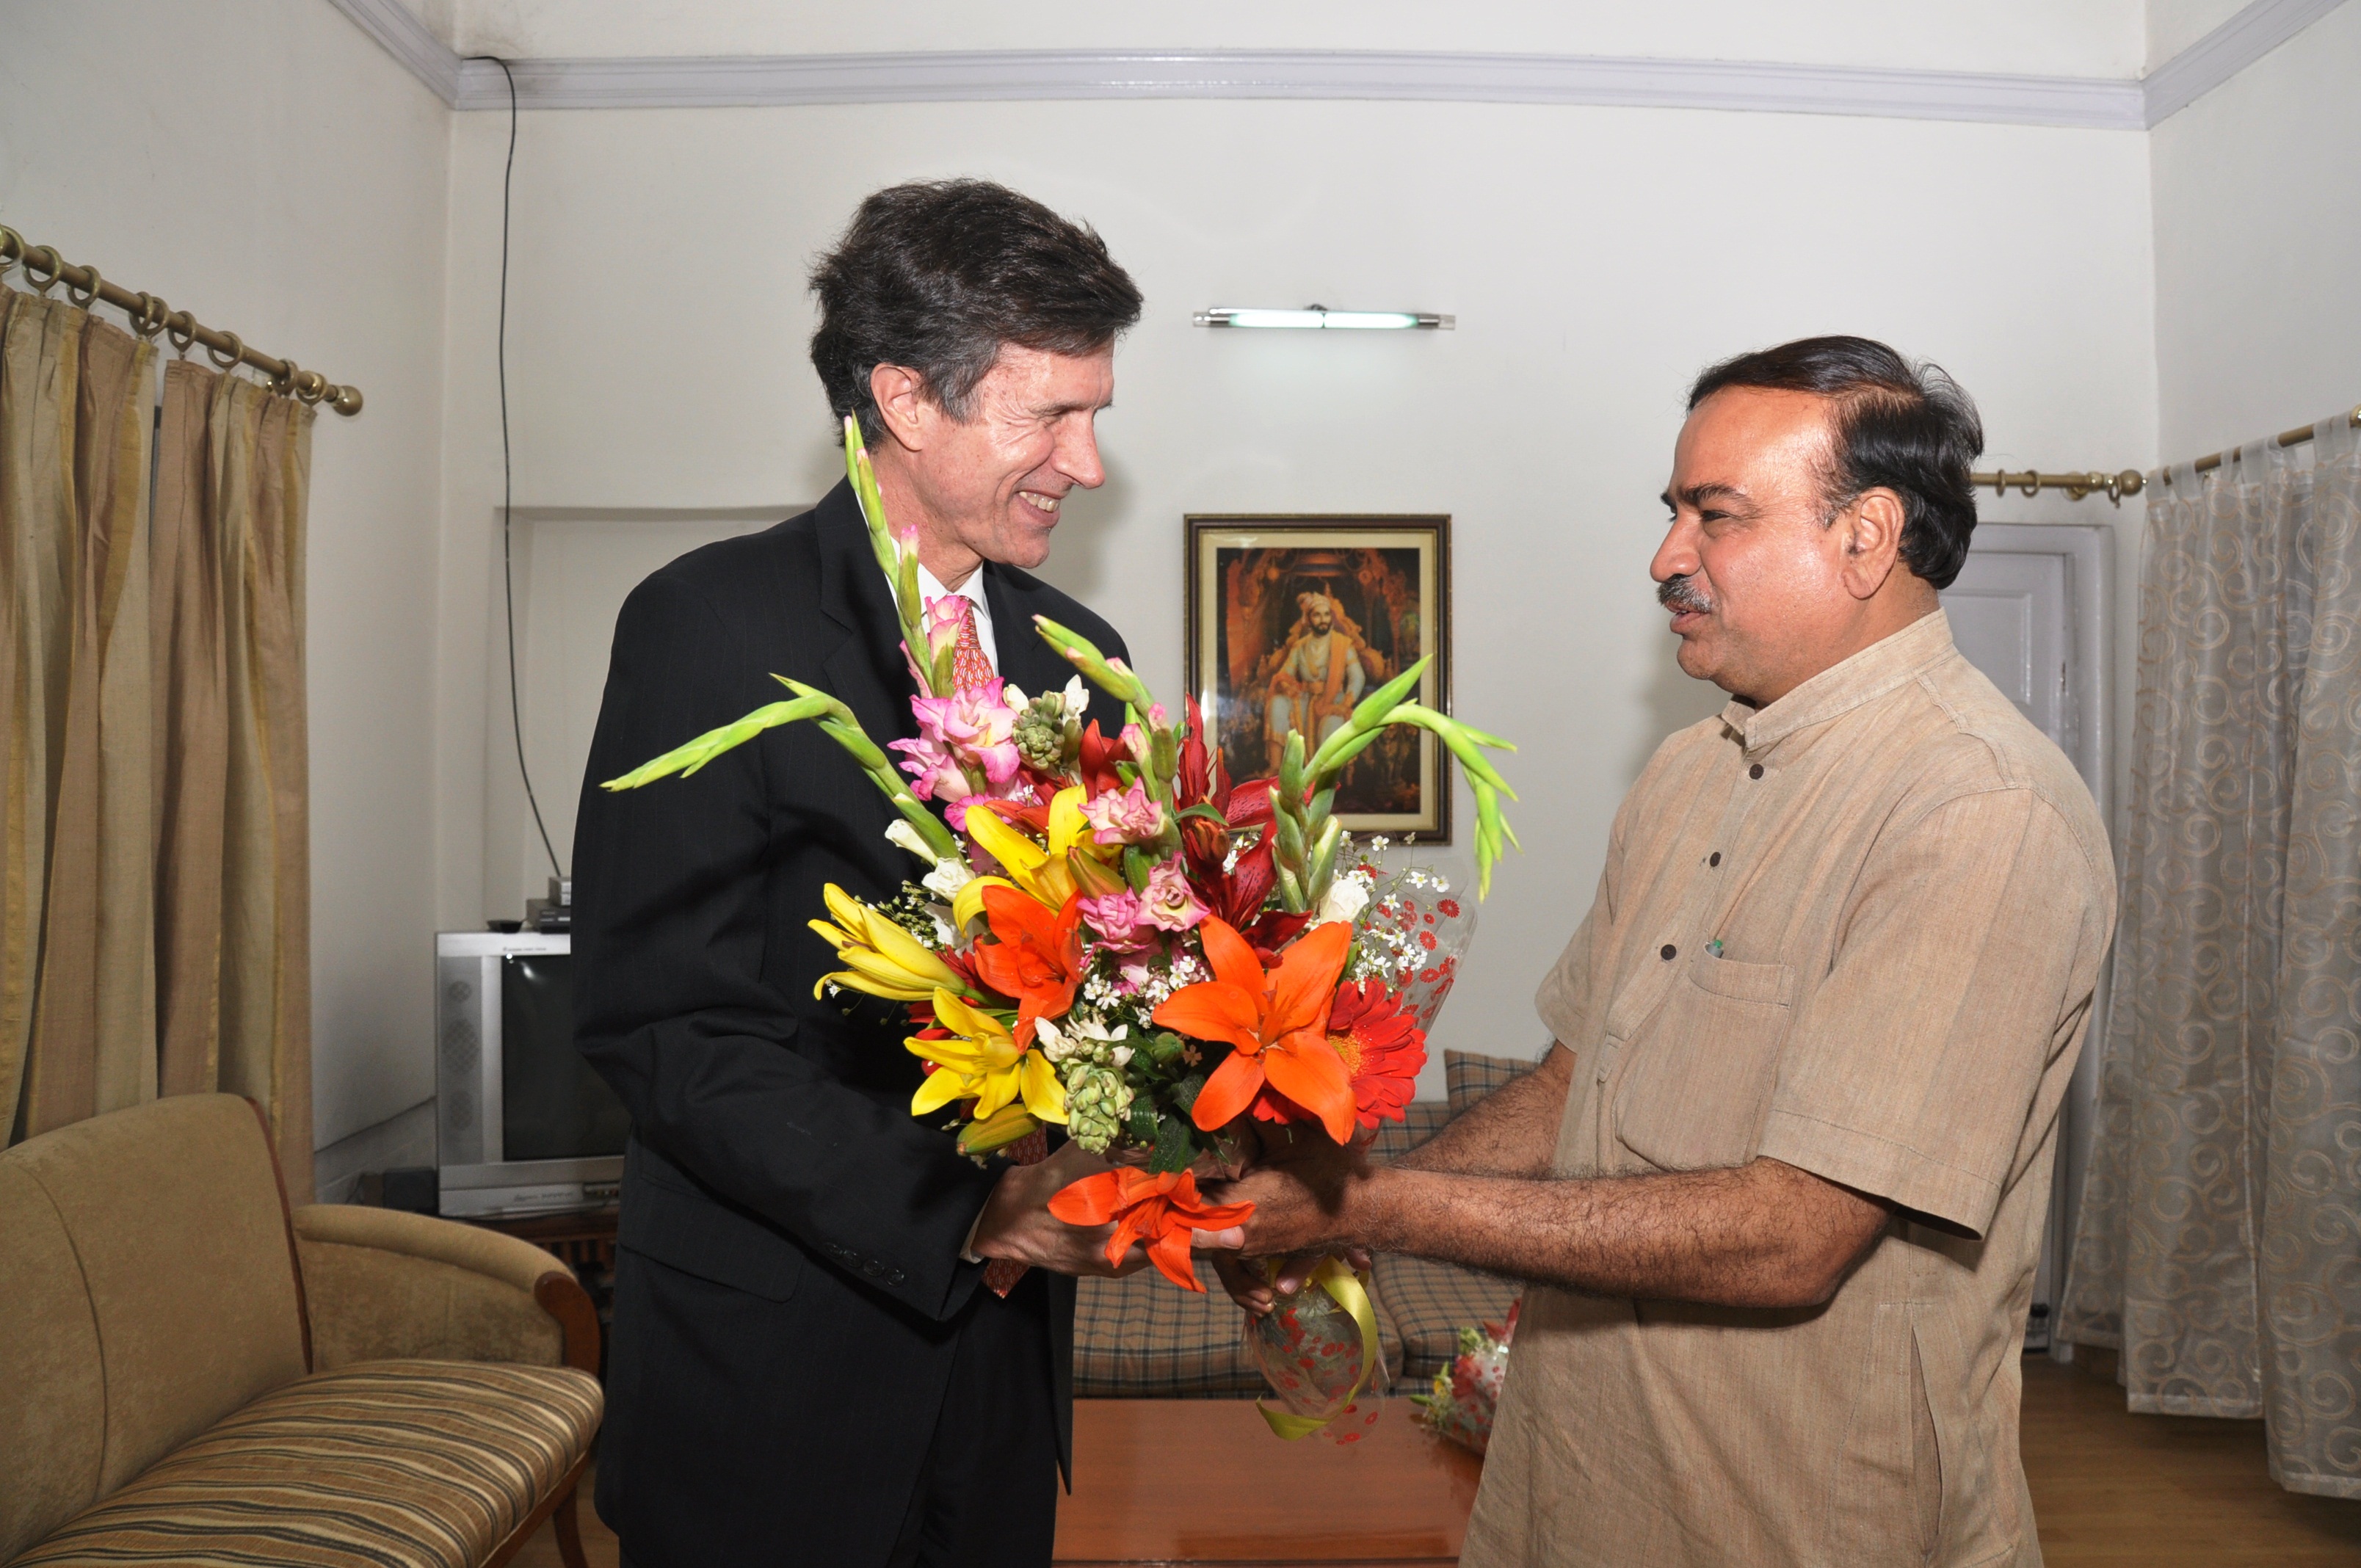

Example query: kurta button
[1748,763,1764,779]
[1709,852,1722,867]
[1661,943,1678,960]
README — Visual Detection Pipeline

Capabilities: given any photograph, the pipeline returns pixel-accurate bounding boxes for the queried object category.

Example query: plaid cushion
[1444,1048,1541,1118]
[1368,1100,1450,1164]
[1075,1256,1404,1397]
[1372,1254,1522,1382]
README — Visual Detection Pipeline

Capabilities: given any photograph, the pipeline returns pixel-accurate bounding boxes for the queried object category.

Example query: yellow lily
[809,883,969,1002]
[957,1100,1044,1157]
[909,990,1067,1124]
[959,787,1098,918]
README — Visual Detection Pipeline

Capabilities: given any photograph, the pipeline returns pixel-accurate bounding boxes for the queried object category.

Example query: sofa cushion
[1075,1255,1405,1398]
[1368,1100,1449,1164]
[1443,1048,1539,1118]
[12,1360,602,1568]
[4,1095,308,1502]
[0,1163,106,1561]
[1373,1254,1520,1383]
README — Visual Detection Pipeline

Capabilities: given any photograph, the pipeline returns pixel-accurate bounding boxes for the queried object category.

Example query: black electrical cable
[474,54,562,881]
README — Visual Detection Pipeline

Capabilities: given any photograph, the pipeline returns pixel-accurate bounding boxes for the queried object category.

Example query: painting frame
[1183,515,1453,843]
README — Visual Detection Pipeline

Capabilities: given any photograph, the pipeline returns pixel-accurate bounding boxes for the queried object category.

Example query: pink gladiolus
[1078,890,1158,953]
[891,681,1022,800]
[922,595,969,668]
[1084,780,1166,845]
[1120,723,1152,767]
[1142,860,1209,933]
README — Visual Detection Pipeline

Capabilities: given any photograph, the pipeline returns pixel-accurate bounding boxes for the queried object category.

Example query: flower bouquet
[1408,1299,1520,1455]
[604,417,1519,1437]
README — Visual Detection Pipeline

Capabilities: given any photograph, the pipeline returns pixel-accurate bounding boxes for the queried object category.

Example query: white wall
[438,98,2159,1097]
[0,0,452,1153]
[2148,0,2361,457]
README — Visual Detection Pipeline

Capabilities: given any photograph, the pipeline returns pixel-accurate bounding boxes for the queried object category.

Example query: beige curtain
[2063,412,2361,1500]
[0,289,314,1197]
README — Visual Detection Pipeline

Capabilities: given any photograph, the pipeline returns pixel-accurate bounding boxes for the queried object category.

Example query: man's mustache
[1658,575,1713,614]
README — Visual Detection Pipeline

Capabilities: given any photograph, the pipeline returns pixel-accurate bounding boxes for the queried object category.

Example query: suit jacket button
[888,1269,906,1285]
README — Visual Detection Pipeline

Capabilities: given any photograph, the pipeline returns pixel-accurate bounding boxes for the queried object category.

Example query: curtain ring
[293,370,327,405]
[165,311,198,357]
[206,330,244,371]
[129,291,169,340]
[21,244,64,294]
[272,357,300,396]
[64,262,101,311]
[0,226,22,270]
[2017,471,2040,498]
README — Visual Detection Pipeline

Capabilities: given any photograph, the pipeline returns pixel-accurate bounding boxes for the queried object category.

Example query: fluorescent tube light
[1194,306,1454,330]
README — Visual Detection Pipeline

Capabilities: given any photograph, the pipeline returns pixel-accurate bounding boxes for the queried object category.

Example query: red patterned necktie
[949,591,1047,1298]
[949,595,995,691]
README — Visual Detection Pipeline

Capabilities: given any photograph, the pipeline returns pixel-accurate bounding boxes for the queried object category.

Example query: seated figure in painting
[1262,591,1372,772]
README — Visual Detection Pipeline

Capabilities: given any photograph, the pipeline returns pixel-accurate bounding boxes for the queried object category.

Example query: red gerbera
[1248,976,1428,1133]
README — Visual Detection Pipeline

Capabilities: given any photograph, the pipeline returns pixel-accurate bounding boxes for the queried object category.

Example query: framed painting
[1184,515,1452,841]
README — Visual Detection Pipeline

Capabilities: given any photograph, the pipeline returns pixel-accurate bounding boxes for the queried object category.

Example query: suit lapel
[982,567,1066,703]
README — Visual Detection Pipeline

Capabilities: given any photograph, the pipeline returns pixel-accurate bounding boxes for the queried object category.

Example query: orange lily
[1047,1168,1255,1291]
[970,883,1087,1048]
[1153,917,1357,1144]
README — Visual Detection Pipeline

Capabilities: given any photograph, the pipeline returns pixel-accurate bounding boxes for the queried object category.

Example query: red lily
[1048,1168,1255,1291]
[1153,916,1356,1144]
[971,884,1085,1048]
[1077,721,1128,799]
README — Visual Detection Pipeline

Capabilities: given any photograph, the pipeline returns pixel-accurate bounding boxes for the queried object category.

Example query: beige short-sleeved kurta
[1465,611,2115,1568]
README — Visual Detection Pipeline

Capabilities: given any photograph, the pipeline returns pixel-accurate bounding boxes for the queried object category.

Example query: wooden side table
[1055,1398,1483,1566]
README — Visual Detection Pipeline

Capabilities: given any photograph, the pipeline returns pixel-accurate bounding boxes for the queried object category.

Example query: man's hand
[971,1139,1247,1278]
[1201,1127,1381,1315]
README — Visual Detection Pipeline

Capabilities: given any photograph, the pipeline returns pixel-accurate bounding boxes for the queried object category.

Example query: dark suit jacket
[572,479,1130,1557]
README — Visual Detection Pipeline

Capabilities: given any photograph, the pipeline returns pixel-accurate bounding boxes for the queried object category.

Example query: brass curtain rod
[1969,403,2361,506]
[0,225,361,416]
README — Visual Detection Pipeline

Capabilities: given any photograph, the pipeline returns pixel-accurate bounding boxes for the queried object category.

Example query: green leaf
[1148,1114,1197,1175]
[1127,1100,1161,1147]
[1170,1069,1209,1114]
[1123,846,1153,894]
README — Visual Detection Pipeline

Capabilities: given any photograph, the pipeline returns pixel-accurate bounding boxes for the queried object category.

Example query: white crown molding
[324,0,460,104]
[324,0,2345,130]
[2141,0,2347,124]
[441,49,2147,126]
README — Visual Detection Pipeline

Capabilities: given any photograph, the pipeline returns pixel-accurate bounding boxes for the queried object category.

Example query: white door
[1938,523,2114,1354]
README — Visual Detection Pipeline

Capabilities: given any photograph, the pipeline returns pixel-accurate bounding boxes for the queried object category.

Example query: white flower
[1111,1045,1134,1067]
[1315,875,1371,928]
[1059,675,1089,721]
[885,819,940,865]
[921,857,976,901]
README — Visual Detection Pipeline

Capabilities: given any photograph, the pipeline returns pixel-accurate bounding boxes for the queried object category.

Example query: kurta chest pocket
[1612,954,1796,1172]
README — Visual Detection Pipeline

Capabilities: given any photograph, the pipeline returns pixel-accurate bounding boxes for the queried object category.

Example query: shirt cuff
[959,1199,988,1266]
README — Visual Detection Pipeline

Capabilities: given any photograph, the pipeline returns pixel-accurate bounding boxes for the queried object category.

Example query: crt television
[435,931,628,1217]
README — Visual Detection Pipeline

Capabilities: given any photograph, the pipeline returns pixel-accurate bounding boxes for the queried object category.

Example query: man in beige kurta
[1216,336,2116,1567]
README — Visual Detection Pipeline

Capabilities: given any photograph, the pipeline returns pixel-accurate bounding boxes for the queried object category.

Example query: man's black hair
[1688,335,1983,589]
[809,179,1144,438]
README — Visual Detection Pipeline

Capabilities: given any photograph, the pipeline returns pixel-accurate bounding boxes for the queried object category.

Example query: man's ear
[1838,487,1907,600]
[868,363,932,454]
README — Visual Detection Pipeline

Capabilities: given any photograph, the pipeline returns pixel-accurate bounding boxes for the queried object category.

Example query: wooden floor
[513,1353,2361,1567]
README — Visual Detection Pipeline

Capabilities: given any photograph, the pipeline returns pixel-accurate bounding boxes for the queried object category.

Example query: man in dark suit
[573,181,1191,1568]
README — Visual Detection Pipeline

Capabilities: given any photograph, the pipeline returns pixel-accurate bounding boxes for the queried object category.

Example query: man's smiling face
[1651,386,1864,705]
[892,342,1114,577]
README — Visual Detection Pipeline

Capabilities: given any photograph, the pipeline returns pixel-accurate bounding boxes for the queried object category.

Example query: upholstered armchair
[1,1094,601,1568]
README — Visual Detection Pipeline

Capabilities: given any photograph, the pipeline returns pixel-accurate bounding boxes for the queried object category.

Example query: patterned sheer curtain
[2062,411,2361,1499]
[0,286,314,1197]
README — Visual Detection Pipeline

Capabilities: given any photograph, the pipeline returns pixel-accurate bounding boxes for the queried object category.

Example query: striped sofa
[1,1094,601,1568]
[1074,1049,1534,1396]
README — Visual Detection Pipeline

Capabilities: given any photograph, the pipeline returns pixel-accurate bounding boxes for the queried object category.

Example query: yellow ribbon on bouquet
[1256,1255,1383,1440]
